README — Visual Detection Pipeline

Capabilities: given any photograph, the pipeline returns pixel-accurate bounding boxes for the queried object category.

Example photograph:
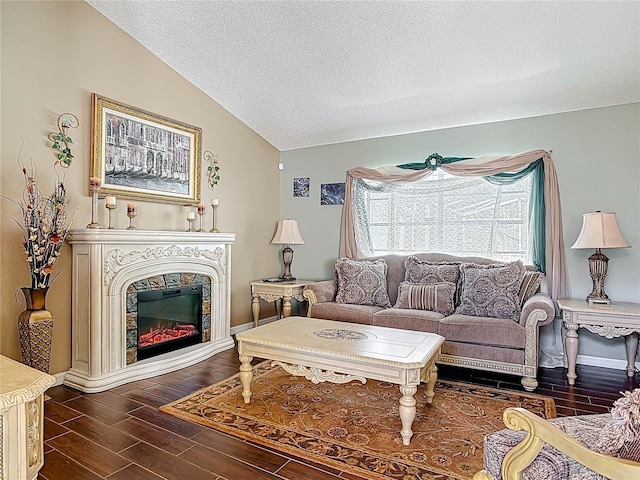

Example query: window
[353,170,533,263]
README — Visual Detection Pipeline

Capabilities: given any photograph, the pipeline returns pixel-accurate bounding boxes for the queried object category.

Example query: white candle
[105,196,117,207]
[197,203,205,214]
[127,204,136,215]
[187,211,195,220]
[211,198,219,206]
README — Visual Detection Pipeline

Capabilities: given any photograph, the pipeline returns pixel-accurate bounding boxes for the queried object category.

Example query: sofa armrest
[519,293,555,328]
[303,280,337,313]
[473,407,640,480]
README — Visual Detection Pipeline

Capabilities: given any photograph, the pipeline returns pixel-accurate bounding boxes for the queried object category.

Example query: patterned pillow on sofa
[403,256,461,285]
[456,261,525,321]
[394,281,456,315]
[335,258,391,307]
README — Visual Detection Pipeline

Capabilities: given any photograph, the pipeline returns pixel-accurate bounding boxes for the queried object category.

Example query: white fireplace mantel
[65,229,236,392]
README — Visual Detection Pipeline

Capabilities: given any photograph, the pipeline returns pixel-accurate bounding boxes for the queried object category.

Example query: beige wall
[1,1,281,374]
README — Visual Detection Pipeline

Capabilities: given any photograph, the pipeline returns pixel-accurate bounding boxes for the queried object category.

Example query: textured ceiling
[86,1,640,151]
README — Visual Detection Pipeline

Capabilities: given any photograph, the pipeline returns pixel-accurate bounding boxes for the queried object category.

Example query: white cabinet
[1,355,55,480]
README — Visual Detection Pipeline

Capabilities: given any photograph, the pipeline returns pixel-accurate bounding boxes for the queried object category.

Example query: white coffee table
[236,316,445,445]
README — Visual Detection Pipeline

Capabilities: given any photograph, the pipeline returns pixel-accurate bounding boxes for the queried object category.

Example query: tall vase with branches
[3,113,78,372]
[17,114,77,288]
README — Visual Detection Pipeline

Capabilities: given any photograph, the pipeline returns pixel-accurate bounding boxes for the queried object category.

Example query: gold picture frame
[91,93,202,205]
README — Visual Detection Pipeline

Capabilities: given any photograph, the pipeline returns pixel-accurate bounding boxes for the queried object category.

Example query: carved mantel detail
[105,245,226,284]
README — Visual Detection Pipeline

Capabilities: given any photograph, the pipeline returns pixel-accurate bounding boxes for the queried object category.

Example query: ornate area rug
[160,362,555,480]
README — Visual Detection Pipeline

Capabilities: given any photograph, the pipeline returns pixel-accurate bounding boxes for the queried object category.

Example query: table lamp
[571,211,631,304]
[271,219,304,281]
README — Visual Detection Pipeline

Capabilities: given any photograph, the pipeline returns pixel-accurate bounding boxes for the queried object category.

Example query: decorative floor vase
[18,287,54,373]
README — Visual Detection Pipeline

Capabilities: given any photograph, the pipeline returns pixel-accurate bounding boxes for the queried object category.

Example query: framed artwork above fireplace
[90,93,202,206]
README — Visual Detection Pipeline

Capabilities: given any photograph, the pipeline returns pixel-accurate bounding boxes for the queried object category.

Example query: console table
[250,280,314,327]
[557,298,640,384]
[1,355,55,480]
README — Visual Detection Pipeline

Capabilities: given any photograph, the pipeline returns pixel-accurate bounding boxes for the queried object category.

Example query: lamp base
[280,246,296,282]
[586,248,610,304]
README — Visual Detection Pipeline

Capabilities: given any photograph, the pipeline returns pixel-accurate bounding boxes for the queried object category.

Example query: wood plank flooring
[40,344,639,480]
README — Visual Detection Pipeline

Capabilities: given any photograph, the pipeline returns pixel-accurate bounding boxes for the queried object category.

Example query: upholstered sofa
[302,253,556,391]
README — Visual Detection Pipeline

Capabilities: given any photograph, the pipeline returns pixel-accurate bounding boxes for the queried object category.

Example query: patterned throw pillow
[394,281,456,315]
[593,388,640,462]
[335,258,391,307]
[455,261,525,321]
[518,270,544,308]
[403,256,461,285]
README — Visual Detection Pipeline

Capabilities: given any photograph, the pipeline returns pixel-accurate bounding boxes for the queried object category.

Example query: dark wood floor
[40,344,639,480]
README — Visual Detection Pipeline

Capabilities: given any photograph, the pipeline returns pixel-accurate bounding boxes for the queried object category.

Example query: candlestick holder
[106,203,117,229]
[197,212,205,232]
[126,210,137,230]
[86,190,103,229]
[209,205,219,233]
[186,218,195,232]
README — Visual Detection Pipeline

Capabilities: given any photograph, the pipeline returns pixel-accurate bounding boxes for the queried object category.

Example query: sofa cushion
[394,281,456,315]
[403,256,461,286]
[518,271,544,308]
[309,302,381,325]
[438,314,526,349]
[334,258,392,307]
[371,308,442,333]
[456,261,525,321]
[593,388,640,461]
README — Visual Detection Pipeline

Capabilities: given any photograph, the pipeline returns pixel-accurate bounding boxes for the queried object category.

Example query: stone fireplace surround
[66,230,235,393]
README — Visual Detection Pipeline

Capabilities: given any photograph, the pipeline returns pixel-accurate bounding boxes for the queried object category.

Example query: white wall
[279,103,640,368]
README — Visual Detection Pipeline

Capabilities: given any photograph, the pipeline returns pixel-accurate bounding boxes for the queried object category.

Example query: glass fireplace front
[136,285,203,360]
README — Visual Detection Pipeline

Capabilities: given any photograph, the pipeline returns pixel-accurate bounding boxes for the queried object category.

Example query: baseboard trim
[231,316,278,336]
[53,371,67,386]
[577,354,639,373]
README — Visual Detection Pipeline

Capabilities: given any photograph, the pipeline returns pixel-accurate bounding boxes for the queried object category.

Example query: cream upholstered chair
[474,389,640,480]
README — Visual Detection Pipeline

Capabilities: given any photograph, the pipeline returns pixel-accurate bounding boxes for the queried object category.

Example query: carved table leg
[625,332,639,377]
[561,322,568,368]
[424,362,438,404]
[399,384,417,445]
[564,323,579,385]
[283,295,292,318]
[251,293,260,328]
[275,298,282,319]
[239,354,254,403]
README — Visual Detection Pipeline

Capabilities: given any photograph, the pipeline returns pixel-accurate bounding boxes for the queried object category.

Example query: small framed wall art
[91,93,202,205]
[293,177,310,197]
[320,182,345,205]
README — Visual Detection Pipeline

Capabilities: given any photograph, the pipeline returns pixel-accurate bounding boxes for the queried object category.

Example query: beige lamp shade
[271,219,304,245]
[571,212,631,249]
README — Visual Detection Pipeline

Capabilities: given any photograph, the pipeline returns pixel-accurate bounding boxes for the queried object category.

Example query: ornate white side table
[250,280,314,327]
[557,299,640,385]
[1,355,55,480]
